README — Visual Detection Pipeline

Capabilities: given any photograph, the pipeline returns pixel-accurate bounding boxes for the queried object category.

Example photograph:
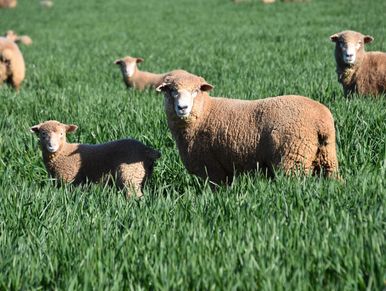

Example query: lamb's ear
[114,59,122,65]
[330,34,339,42]
[136,58,144,63]
[65,124,78,133]
[200,82,214,92]
[30,124,40,134]
[156,82,170,92]
[364,35,374,44]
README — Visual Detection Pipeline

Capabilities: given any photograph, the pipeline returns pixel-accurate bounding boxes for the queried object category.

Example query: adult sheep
[0,0,16,8]
[0,36,27,90]
[157,70,339,186]
[114,56,168,91]
[330,30,386,97]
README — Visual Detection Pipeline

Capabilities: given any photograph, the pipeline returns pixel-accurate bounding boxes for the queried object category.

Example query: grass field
[1,0,385,289]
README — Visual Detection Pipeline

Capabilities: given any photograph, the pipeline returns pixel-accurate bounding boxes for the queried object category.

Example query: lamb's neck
[42,143,75,166]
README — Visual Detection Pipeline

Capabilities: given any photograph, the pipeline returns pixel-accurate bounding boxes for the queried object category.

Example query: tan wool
[0,0,16,8]
[31,120,161,198]
[157,70,339,186]
[330,30,386,97]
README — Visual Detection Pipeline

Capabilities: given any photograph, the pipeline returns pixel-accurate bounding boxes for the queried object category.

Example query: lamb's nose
[346,53,353,57]
[178,105,188,111]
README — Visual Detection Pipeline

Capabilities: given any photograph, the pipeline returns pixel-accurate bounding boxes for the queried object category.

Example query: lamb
[30,120,161,197]
[0,0,16,8]
[330,30,386,97]
[0,36,25,90]
[156,70,339,186]
[4,30,32,46]
[114,56,168,90]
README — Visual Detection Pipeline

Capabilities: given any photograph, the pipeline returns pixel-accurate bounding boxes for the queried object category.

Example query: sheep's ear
[30,124,40,134]
[65,124,78,133]
[200,82,214,92]
[156,82,170,92]
[114,59,123,65]
[364,35,374,44]
[136,58,144,63]
[330,34,339,42]
[18,35,32,45]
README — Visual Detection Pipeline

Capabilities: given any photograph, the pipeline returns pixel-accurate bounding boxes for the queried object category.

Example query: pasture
[0,0,385,289]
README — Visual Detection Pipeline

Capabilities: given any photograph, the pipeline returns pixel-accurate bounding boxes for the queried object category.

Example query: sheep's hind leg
[116,163,146,198]
[313,142,339,179]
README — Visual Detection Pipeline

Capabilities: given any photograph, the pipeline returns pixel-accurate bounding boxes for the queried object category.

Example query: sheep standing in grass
[0,36,25,90]
[330,30,386,97]
[157,70,339,186]
[0,0,16,8]
[30,120,161,197]
[114,56,168,90]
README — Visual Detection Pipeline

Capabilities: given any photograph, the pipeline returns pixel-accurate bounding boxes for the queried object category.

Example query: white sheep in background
[0,36,26,90]
[330,30,386,97]
[114,56,168,91]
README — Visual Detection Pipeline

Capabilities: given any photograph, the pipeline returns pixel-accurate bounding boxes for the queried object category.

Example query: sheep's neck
[172,93,211,143]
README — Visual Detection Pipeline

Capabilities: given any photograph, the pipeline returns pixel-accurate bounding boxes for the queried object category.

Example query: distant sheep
[30,120,161,197]
[40,0,53,7]
[330,30,386,97]
[4,30,32,46]
[114,56,167,91]
[157,70,339,186]
[0,0,16,8]
[0,36,25,90]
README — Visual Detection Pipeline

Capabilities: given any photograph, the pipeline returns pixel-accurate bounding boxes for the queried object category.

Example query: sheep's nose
[178,105,188,110]
[346,52,353,57]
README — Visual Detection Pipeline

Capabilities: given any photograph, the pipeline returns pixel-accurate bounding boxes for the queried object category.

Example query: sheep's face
[156,71,213,118]
[30,120,77,153]
[114,56,144,78]
[330,30,374,65]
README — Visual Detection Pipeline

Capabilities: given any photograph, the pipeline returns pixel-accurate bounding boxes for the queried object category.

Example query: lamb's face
[30,121,77,153]
[114,56,144,78]
[330,30,374,65]
[156,71,213,118]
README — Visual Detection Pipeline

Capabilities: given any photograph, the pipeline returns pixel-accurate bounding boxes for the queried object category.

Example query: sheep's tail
[313,131,340,179]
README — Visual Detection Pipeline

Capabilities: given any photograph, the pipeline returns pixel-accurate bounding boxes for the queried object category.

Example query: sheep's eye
[60,132,64,136]
[170,89,178,98]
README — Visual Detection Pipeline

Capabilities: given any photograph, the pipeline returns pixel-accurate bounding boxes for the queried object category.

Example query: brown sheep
[114,56,168,91]
[0,37,25,90]
[0,0,16,8]
[330,30,386,97]
[30,120,161,198]
[157,70,339,186]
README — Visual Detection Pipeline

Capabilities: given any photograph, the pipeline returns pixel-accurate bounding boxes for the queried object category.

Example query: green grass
[1,0,385,289]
